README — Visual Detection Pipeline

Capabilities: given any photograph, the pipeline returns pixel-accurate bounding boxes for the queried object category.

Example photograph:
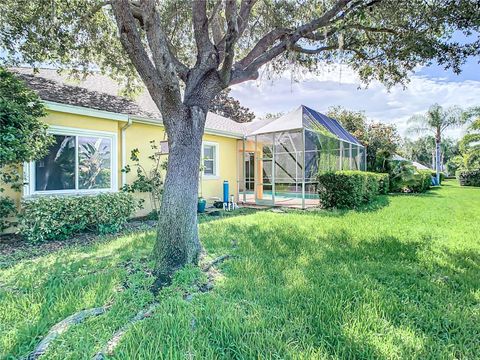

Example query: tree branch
[291,44,339,54]
[231,0,358,84]
[141,0,183,110]
[237,0,258,38]
[219,0,239,85]
[192,0,215,60]
[111,0,166,110]
[234,28,290,70]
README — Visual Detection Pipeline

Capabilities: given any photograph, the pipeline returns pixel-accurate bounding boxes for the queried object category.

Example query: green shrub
[457,169,480,187]
[18,192,137,243]
[377,173,390,194]
[388,161,431,193]
[413,170,432,192]
[317,171,386,209]
[0,195,16,232]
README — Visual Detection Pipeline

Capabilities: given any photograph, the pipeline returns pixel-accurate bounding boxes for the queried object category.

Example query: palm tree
[408,104,469,184]
[459,115,480,170]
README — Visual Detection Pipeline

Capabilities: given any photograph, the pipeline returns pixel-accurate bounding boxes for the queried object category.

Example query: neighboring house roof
[412,161,431,170]
[250,105,364,146]
[391,154,409,161]
[11,67,247,137]
[391,154,431,170]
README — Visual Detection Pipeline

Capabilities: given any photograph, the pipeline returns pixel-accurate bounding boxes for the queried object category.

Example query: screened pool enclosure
[238,105,366,208]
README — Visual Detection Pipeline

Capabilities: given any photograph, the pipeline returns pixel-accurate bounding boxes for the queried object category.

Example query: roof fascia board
[44,100,129,121]
[44,101,243,139]
[129,115,243,138]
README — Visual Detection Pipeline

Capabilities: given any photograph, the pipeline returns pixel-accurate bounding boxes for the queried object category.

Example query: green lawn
[1,181,479,359]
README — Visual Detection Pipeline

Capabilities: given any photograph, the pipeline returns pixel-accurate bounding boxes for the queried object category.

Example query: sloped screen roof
[303,106,362,146]
[250,105,363,147]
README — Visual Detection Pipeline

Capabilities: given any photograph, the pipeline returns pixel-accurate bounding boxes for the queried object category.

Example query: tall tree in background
[408,104,471,183]
[210,88,255,123]
[2,0,479,286]
[327,106,367,141]
[458,114,480,170]
[403,136,459,171]
[327,106,400,171]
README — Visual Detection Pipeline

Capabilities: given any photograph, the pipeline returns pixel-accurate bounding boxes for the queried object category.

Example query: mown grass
[1,181,479,359]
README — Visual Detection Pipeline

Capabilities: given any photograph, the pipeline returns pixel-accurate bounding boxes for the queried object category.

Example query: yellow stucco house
[4,68,246,220]
[3,68,365,232]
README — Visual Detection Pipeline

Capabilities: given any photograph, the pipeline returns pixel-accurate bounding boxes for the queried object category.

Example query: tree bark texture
[153,107,207,288]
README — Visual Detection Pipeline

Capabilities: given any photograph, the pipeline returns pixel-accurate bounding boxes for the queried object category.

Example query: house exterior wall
[1,108,240,231]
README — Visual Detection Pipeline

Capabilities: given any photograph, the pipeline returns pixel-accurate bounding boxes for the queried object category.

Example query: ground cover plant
[1,181,479,359]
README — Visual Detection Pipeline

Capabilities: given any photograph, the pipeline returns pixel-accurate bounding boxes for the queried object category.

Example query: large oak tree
[1,0,479,287]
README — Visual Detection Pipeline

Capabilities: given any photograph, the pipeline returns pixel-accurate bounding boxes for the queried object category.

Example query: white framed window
[24,126,118,196]
[202,141,219,178]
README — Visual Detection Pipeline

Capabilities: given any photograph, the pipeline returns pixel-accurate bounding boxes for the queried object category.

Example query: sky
[230,57,480,140]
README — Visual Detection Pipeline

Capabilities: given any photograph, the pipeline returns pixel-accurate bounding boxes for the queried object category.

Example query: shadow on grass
[0,231,156,358]
[202,221,479,359]
[198,207,262,224]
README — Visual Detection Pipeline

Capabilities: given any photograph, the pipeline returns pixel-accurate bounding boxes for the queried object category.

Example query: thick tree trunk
[153,108,205,288]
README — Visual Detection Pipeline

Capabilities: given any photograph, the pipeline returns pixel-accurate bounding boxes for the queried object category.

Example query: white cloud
[230,66,480,139]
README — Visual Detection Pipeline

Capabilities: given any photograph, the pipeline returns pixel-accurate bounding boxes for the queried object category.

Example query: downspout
[121,118,133,188]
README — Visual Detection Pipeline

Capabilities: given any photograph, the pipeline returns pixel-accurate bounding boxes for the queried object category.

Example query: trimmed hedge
[18,192,137,243]
[457,169,480,187]
[413,170,433,193]
[317,171,387,209]
[377,173,390,194]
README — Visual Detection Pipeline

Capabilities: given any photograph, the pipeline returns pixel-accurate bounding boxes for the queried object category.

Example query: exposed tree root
[25,306,109,360]
[201,254,231,272]
[92,303,159,360]
[94,254,232,358]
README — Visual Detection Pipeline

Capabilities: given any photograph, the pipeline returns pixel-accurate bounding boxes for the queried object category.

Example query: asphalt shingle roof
[12,68,247,136]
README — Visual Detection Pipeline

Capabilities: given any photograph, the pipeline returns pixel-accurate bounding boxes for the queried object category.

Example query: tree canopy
[210,88,255,123]
[0,68,51,168]
[0,67,53,231]
[1,0,479,96]
[327,106,400,171]
[458,114,480,170]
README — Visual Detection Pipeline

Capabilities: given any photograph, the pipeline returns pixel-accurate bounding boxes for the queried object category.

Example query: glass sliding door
[255,134,274,205]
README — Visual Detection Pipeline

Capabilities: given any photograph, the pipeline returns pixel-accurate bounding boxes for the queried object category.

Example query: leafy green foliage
[0,196,16,232]
[388,161,431,193]
[210,88,255,123]
[0,67,54,230]
[407,104,475,181]
[0,67,52,167]
[316,171,386,208]
[122,140,167,216]
[456,116,480,171]
[457,169,480,187]
[18,193,137,243]
[377,173,390,195]
[327,106,367,141]
[327,106,401,172]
